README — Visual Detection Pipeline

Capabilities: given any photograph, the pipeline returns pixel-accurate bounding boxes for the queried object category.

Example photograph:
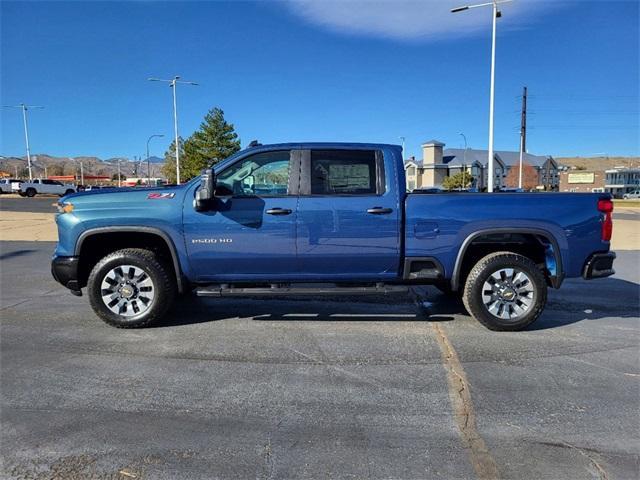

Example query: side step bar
[195,283,409,297]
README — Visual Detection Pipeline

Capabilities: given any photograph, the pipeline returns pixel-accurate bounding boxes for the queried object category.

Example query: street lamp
[2,103,44,181]
[452,0,512,192]
[459,132,468,190]
[399,136,406,160]
[148,76,198,184]
[146,134,164,186]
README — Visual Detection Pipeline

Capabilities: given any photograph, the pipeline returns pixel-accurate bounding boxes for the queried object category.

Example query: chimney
[422,140,445,165]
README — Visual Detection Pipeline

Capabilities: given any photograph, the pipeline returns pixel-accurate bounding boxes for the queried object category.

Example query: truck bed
[404,192,608,280]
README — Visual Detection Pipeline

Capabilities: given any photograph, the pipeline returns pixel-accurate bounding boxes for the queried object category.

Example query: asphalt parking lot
[1,199,639,480]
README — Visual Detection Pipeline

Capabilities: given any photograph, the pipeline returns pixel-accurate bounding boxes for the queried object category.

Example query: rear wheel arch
[451,228,563,291]
[75,227,184,293]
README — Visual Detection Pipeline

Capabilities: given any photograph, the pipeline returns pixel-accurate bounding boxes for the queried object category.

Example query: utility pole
[545,157,551,191]
[80,160,84,185]
[399,136,406,160]
[459,132,468,190]
[2,103,44,181]
[117,159,122,187]
[518,86,527,189]
[148,76,198,184]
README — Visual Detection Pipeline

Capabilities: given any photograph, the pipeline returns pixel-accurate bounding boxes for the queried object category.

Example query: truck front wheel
[25,188,36,197]
[462,252,547,331]
[87,248,176,328]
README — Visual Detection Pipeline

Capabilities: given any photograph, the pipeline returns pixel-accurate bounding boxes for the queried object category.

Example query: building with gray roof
[404,140,560,191]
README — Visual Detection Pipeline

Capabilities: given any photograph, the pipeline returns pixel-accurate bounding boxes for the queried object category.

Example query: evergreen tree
[182,108,241,180]
[162,137,185,184]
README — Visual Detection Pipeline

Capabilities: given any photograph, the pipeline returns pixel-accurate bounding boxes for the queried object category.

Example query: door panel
[183,150,299,281]
[296,149,400,279]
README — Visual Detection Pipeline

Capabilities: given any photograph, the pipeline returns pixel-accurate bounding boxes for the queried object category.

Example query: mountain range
[0,154,166,179]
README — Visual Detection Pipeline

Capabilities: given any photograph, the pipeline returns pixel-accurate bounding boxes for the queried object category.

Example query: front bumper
[583,252,616,280]
[51,255,82,295]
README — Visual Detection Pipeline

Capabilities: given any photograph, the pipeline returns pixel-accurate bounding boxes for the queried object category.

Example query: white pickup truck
[18,179,77,197]
[0,179,21,194]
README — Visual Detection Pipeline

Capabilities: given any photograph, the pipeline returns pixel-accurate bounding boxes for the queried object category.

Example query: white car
[622,190,640,200]
[0,179,21,194]
[18,179,76,197]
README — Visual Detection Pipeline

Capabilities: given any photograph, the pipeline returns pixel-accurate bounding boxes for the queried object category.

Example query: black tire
[64,189,75,196]
[462,252,547,331]
[25,188,36,197]
[18,191,26,197]
[87,248,176,328]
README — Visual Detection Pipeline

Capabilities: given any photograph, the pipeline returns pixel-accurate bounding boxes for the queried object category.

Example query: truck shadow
[0,249,37,261]
[158,277,639,330]
[529,276,640,330]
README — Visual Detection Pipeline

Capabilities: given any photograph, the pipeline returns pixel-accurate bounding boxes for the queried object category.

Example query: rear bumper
[51,255,82,295]
[583,252,616,280]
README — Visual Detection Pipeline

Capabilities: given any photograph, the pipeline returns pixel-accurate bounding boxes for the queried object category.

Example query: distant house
[604,168,640,196]
[559,170,606,193]
[558,167,640,196]
[404,139,560,191]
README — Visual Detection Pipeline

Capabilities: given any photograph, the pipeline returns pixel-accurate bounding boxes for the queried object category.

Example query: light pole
[459,132,468,190]
[148,76,198,184]
[146,134,164,186]
[2,103,44,181]
[399,136,406,160]
[452,0,511,192]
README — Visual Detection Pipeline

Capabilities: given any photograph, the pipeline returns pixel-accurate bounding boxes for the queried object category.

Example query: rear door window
[310,150,378,195]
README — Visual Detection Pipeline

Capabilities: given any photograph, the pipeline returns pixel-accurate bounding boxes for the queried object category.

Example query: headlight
[54,202,74,214]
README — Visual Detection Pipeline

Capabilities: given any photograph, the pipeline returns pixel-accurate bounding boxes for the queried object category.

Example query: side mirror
[195,168,215,212]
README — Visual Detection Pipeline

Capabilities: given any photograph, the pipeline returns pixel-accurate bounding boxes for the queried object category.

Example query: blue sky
[1,0,638,160]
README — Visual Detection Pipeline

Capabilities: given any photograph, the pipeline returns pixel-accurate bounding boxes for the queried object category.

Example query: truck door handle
[266,208,293,216]
[367,207,393,215]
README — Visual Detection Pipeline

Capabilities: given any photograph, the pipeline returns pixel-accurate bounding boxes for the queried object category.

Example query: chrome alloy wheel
[481,268,535,321]
[100,265,155,317]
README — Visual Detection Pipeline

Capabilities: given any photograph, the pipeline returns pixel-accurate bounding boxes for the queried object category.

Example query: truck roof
[245,142,401,151]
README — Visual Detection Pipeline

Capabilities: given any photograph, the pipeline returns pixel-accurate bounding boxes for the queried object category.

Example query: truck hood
[59,184,189,208]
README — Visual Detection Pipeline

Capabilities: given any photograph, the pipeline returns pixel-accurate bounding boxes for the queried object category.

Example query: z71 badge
[148,192,175,199]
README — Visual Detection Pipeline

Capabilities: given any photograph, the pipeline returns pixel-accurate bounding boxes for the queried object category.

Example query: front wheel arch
[76,228,184,293]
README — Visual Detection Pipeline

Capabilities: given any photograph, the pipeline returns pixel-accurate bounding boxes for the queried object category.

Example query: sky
[1,0,638,161]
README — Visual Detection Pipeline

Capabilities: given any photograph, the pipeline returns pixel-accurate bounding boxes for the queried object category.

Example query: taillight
[598,198,613,241]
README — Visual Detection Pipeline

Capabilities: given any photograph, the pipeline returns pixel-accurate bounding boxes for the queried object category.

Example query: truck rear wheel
[87,248,176,328]
[462,252,547,331]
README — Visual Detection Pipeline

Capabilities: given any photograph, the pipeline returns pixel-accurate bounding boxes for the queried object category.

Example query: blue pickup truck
[52,143,615,331]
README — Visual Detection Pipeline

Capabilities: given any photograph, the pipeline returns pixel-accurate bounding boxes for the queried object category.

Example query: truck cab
[51,143,615,331]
